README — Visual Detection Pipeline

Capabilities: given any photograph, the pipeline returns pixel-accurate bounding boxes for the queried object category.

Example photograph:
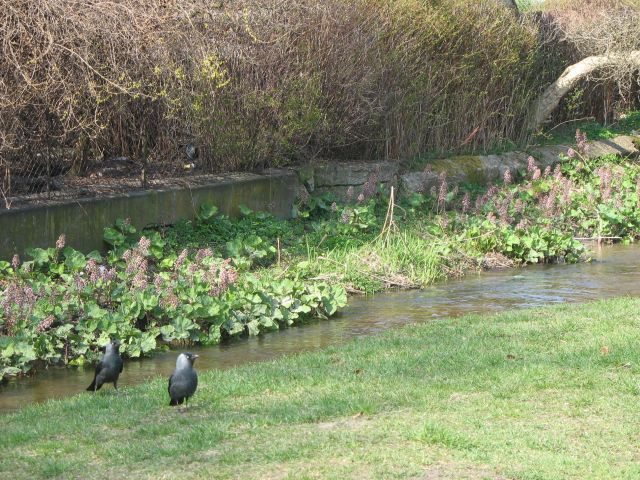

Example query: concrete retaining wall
[0,170,298,260]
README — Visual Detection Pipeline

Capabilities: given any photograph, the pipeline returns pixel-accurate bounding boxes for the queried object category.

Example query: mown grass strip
[2,297,640,479]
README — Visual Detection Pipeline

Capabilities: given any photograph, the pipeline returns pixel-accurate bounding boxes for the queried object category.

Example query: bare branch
[530,51,640,129]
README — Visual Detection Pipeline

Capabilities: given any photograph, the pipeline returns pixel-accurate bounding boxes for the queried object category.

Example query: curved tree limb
[529,51,640,131]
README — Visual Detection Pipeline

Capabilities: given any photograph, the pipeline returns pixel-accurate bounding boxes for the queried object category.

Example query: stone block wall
[399,135,639,195]
[296,161,399,199]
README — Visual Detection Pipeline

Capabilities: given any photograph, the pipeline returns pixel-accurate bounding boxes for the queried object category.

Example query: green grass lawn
[3,297,640,479]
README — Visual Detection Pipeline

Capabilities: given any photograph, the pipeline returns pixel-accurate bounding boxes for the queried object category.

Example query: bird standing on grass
[86,339,124,392]
[168,352,199,407]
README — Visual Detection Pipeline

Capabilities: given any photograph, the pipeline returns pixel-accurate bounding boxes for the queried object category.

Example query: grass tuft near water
[2,297,640,479]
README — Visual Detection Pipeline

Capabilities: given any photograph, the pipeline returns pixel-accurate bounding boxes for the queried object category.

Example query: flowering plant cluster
[414,135,640,265]
[0,214,347,379]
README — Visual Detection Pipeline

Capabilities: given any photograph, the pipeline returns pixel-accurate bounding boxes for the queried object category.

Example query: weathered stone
[400,171,429,194]
[401,156,488,194]
[585,136,639,159]
[292,164,315,192]
[313,161,398,188]
[530,145,567,167]
[426,156,485,184]
[530,136,639,167]
[478,151,530,183]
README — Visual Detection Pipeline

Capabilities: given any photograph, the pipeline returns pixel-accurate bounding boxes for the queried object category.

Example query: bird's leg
[114,381,119,393]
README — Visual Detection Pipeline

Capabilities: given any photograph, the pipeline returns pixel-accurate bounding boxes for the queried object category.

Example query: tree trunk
[528,51,640,131]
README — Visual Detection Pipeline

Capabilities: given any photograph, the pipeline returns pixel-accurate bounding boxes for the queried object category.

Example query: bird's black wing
[86,359,105,391]
[94,358,105,376]
[168,372,174,394]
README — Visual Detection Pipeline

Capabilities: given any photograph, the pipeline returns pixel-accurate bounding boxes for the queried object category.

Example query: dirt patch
[316,412,369,431]
[414,461,511,480]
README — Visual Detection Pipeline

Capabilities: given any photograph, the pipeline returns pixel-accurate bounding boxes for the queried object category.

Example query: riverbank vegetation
[2,297,640,478]
[2,135,640,379]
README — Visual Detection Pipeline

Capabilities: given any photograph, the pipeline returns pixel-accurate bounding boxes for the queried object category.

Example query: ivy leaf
[246,319,261,336]
[86,250,103,262]
[322,296,338,316]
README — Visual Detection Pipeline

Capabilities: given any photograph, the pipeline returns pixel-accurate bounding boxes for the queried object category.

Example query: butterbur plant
[1,281,37,335]
[532,167,541,181]
[437,171,448,213]
[461,192,470,214]
[0,211,349,379]
[576,128,589,154]
[11,254,19,273]
[345,186,354,202]
[359,167,380,203]
[55,234,65,250]
[8,145,640,381]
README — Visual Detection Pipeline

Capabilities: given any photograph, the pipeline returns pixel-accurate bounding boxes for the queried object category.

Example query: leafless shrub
[0,0,612,203]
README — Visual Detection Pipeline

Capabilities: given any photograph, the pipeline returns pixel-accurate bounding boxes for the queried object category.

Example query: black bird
[86,339,124,392]
[168,352,199,407]
[184,142,199,162]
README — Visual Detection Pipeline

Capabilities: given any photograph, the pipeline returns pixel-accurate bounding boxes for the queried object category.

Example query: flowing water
[2,243,640,414]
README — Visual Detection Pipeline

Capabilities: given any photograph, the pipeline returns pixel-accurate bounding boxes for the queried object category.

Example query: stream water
[2,243,640,414]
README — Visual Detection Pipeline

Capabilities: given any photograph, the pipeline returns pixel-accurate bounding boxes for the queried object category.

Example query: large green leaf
[63,247,87,271]
[197,202,219,221]
[26,247,51,265]
[103,227,126,246]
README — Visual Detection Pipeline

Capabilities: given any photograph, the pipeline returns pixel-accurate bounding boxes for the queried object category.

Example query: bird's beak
[192,354,199,359]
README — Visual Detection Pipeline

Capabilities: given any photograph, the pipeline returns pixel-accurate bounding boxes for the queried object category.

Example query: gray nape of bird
[86,339,124,392]
[168,352,199,407]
